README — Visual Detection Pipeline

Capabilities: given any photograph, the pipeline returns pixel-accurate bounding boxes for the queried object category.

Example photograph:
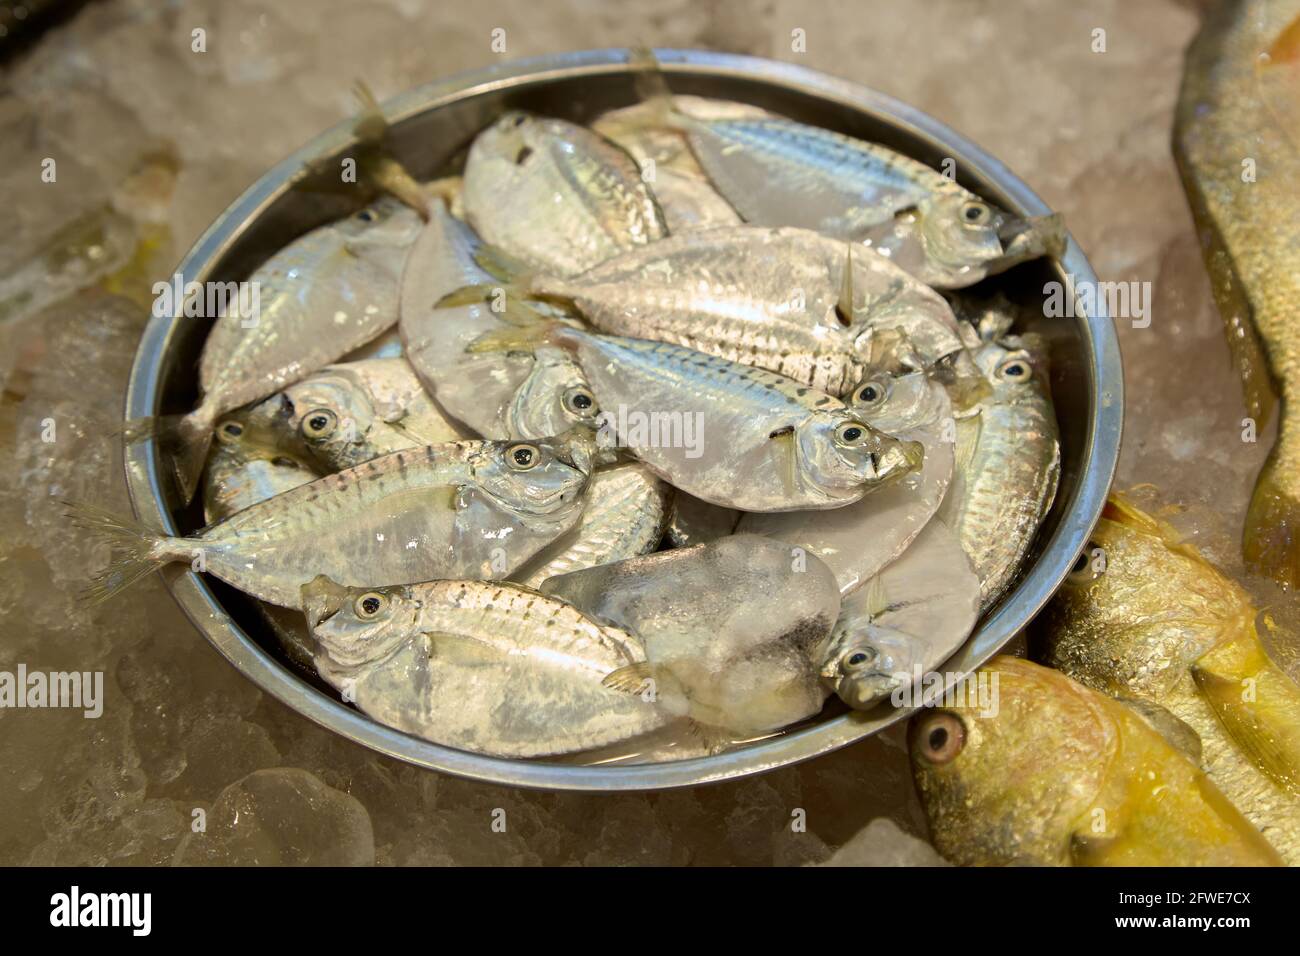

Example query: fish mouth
[548,425,604,473]
[831,672,901,710]
[300,575,352,629]
[998,212,1066,262]
[873,439,925,484]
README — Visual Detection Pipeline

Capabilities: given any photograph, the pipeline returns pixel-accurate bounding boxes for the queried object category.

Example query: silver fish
[936,333,1060,608]
[513,462,671,588]
[738,364,954,594]
[152,198,423,502]
[304,577,669,757]
[72,436,591,609]
[399,198,598,439]
[462,111,667,276]
[542,534,841,737]
[632,92,1064,289]
[472,317,921,512]
[274,358,464,472]
[471,225,965,396]
[819,518,981,709]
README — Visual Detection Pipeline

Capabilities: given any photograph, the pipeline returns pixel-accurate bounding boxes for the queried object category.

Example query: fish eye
[510,114,528,127]
[854,380,889,408]
[842,647,878,674]
[301,409,338,439]
[562,386,597,416]
[355,208,378,223]
[996,356,1032,381]
[216,420,244,442]
[354,592,388,619]
[834,421,870,446]
[914,712,966,765]
[507,443,541,470]
[960,201,992,227]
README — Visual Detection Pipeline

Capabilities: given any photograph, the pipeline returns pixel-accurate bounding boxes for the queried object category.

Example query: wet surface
[0,0,1282,864]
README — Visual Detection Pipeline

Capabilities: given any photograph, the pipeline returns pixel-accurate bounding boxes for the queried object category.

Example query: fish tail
[123,405,216,505]
[63,500,188,604]
[350,79,430,220]
[627,46,680,127]
[1242,455,1300,589]
[1193,621,1300,796]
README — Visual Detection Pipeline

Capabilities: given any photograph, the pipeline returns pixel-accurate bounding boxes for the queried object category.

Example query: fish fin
[861,574,891,619]
[425,630,501,668]
[1268,11,1300,63]
[1193,630,1300,796]
[435,281,557,325]
[952,413,981,475]
[435,283,508,309]
[1113,696,1204,767]
[602,661,662,695]
[466,309,564,355]
[123,408,215,505]
[472,244,534,283]
[1242,455,1300,589]
[768,425,800,499]
[423,175,460,206]
[347,80,430,220]
[941,350,993,414]
[63,500,181,605]
[835,242,855,327]
[627,46,678,126]
[683,719,737,755]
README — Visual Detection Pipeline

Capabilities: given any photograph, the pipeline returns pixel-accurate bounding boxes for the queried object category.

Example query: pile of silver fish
[79,81,1064,760]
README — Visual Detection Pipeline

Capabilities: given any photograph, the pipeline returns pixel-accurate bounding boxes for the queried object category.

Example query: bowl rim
[123,47,1123,792]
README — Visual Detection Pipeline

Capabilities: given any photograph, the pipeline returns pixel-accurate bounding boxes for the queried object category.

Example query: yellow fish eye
[913,711,967,765]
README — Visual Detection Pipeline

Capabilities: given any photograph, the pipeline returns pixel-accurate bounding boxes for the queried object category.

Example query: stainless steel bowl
[124,48,1122,791]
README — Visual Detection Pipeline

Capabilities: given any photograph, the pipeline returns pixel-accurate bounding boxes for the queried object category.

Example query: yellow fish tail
[1243,457,1300,589]
[1193,624,1300,797]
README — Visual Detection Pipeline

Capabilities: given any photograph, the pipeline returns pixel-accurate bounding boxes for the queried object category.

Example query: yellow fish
[1175,1,1300,586]
[910,656,1281,866]
[1037,494,1300,863]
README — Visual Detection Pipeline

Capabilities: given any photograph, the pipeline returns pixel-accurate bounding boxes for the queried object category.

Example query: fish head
[467,111,565,191]
[797,411,924,501]
[846,364,945,434]
[507,347,602,440]
[336,197,424,250]
[210,400,317,474]
[908,657,1114,866]
[818,622,916,709]
[205,405,318,520]
[471,437,591,518]
[1038,494,1249,688]
[972,335,1049,405]
[284,373,377,468]
[920,190,1065,286]
[302,577,421,669]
